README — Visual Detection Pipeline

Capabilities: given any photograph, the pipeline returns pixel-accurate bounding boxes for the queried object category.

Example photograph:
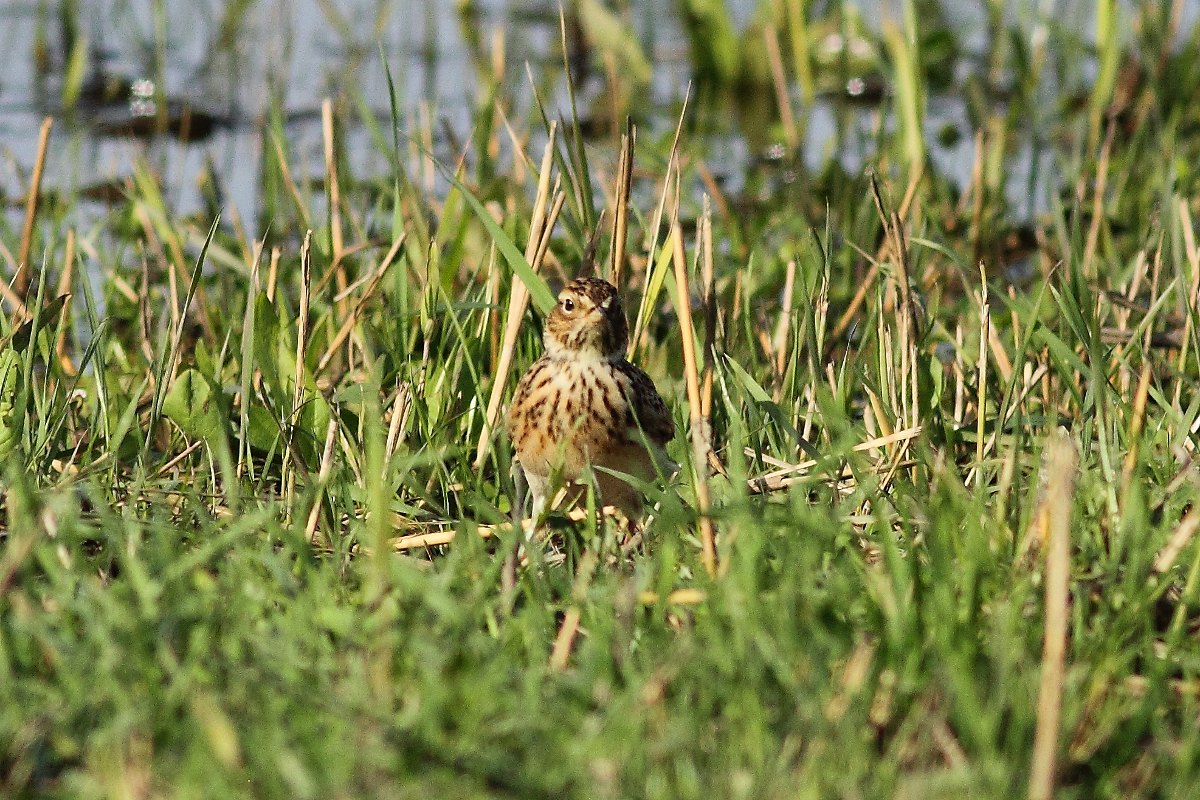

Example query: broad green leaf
[246,404,284,453]
[252,293,287,402]
[163,369,223,441]
[294,391,333,467]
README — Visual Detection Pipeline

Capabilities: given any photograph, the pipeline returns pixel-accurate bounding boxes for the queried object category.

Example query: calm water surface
[1,0,1179,237]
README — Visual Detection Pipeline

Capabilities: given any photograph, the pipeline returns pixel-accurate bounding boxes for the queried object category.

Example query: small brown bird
[505,278,675,520]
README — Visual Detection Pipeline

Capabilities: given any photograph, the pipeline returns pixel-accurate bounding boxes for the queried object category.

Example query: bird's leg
[522,470,553,532]
[511,461,528,526]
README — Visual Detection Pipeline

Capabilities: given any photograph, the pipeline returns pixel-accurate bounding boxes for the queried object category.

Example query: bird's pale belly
[509,359,637,481]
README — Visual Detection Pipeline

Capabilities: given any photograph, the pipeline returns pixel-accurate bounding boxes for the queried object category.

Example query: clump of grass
[2,2,1200,799]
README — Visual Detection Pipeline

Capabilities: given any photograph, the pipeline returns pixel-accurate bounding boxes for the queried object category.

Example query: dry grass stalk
[824,639,876,722]
[1153,501,1200,576]
[16,116,53,298]
[283,231,314,515]
[833,258,879,343]
[979,363,1050,461]
[773,259,797,383]
[636,588,707,606]
[764,25,798,150]
[304,415,341,545]
[986,310,1014,383]
[226,202,252,263]
[497,100,534,182]
[136,251,153,363]
[834,170,922,339]
[1119,362,1153,499]
[698,198,722,476]
[699,220,717,416]
[417,101,436,193]
[266,247,281,303]
[533,187,567,273]
[549,606,582,671]
[0,274,32,322]
[669,194,716,577]
[694,160,735,236]
[969,129,986,265]
[864,387,893,452]
[1081,121,1116,279]
[869,176,919,430]
[474,122,558,468]
[630,87,690,357]
[384,379,411,463]
[392,528,462,551]
[550,549,599,671]
[314,234,407,378]
[321,98,350,318]
[55,229,77,375]
[973,272,990,483]
[155,440,203,477]
[270,135,312,230]
[1028,431,1077,800]
[390,516,574,552]
[610,122,635,285]
[1173,199,1200,413]
[748,426,924,494]
[236,239,265,481]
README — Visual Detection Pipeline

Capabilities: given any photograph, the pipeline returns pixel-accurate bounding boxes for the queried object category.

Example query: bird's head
[543,278,629,360]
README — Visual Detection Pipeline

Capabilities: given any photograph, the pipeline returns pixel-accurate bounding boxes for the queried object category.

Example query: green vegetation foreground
[3,2,1200,798]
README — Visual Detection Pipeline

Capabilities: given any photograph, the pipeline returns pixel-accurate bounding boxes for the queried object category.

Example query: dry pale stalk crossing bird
[505,277,676,523]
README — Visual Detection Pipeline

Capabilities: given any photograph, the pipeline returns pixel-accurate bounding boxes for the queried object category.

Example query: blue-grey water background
[1,0,1196,241]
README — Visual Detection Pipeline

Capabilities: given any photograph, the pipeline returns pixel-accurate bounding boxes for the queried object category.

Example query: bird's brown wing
[613,361,675,448]
[505,358,550,441]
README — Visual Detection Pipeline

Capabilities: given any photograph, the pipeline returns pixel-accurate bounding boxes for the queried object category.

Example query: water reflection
[0,0,1146,236]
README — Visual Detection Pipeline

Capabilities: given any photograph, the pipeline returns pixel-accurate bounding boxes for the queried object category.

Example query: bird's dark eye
[562,298,575,312]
